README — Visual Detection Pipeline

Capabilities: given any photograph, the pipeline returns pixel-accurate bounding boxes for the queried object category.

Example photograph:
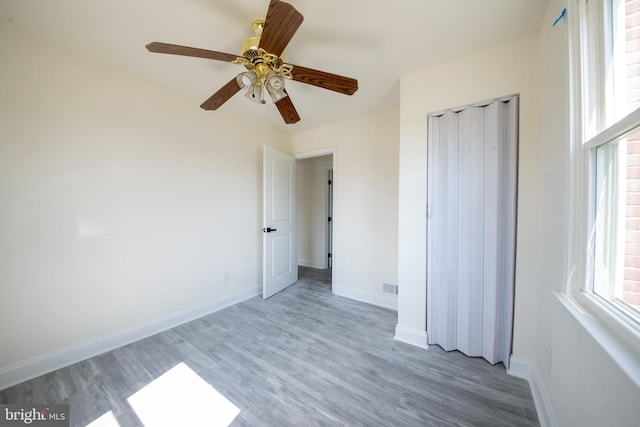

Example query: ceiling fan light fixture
[265,70,288,103]
[236,70,258,88]
[236,70,265,104]
[245,85,264,104]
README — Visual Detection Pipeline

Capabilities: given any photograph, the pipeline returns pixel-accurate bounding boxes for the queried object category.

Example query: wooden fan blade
[146,42,238,63]
[200,78,242,110]
[259,1,304,57]
[289,65,358,95]
[275,91,300,124]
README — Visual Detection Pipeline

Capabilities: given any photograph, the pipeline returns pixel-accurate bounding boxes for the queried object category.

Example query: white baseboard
[393,324,429,349]
[333,285,397,310]
[507,355,533,380]
[297,259,326,269]
[0,287,261,391]
[508,355,557,427]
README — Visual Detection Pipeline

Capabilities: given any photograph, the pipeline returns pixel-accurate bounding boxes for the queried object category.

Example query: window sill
[575,291,640,349]
[556,291,640,391]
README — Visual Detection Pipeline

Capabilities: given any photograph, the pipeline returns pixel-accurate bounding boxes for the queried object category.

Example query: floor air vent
[383,283,398,295]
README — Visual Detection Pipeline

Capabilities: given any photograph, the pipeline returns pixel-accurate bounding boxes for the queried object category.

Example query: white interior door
[263,146,297,299]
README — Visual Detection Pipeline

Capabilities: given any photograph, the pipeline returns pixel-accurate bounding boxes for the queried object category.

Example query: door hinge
[328,216,332,222]
[328,253,332,258]
[328,179,332,185]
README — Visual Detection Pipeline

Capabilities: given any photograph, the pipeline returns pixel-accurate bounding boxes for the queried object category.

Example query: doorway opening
[296,150,335,288]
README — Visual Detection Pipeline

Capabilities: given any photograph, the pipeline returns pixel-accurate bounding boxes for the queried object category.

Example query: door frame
[295,148,336,278]
[325,167,333,269]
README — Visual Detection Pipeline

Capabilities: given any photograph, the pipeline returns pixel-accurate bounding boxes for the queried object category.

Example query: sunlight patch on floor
[86,410,121,427]
[127,362,240,427]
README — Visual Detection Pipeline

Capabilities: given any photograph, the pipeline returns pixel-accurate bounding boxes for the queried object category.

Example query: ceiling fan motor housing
[240,19,265,56]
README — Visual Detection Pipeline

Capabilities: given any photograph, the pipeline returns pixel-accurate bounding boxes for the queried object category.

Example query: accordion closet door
[426,97,518,367]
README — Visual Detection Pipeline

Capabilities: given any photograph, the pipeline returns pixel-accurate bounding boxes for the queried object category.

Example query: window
[593,127,640,322]
[573,0,640,330]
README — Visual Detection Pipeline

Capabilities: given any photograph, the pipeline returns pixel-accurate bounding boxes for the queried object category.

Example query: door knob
[263,227,277,233]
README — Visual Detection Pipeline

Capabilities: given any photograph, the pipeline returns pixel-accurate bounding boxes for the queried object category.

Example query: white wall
[297,155,332,269]
[0,27,291,387]
[397,34,542,350]
[533,1,640,425]
[292,110,400,310]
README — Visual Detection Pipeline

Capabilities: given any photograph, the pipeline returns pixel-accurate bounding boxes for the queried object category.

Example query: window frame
[568,0,640,352]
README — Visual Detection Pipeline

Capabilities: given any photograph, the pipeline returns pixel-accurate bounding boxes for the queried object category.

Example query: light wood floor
[0,267,539,426]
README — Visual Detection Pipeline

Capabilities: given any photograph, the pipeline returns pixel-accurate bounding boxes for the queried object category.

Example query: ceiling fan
[146,0,358,124]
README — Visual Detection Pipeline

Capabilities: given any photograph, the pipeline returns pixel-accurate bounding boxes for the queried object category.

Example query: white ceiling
[0,0,549,134]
